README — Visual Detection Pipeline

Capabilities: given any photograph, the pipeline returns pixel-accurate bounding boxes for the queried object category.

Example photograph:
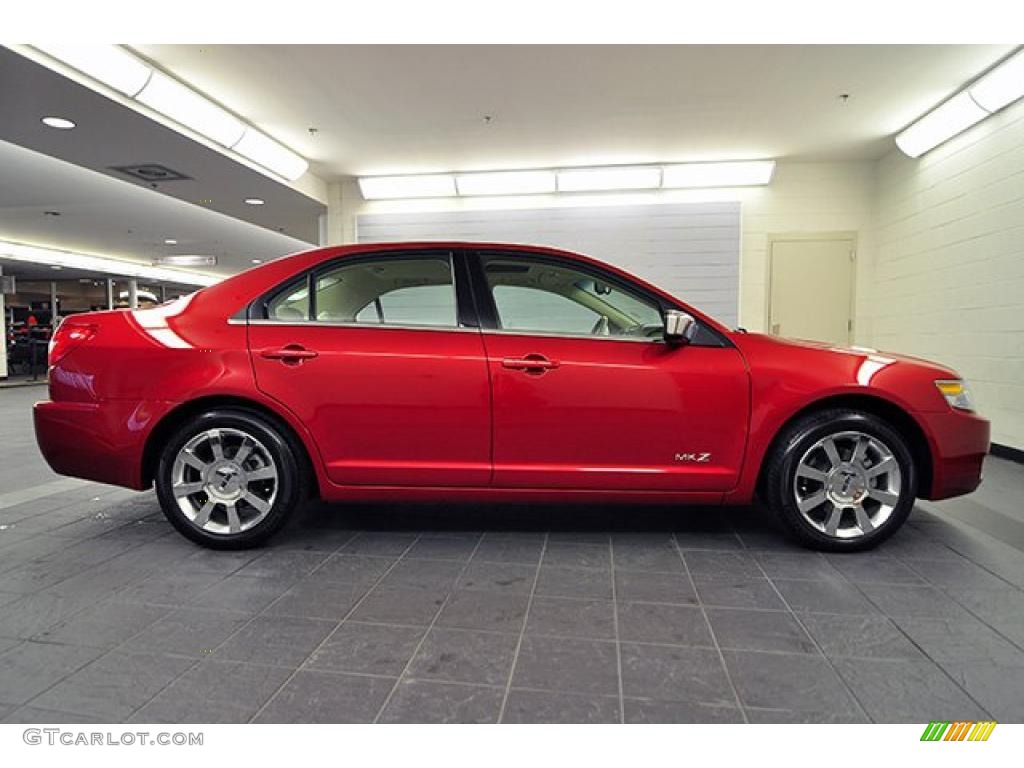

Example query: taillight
[48,323,98,366]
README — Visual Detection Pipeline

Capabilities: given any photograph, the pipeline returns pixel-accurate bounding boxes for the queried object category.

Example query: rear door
[249,250,491,487]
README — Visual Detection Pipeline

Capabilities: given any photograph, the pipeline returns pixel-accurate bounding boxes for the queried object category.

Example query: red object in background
[33,242,989,546]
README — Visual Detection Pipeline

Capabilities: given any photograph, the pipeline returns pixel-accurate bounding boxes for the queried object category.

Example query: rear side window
[262,254,458,329]
[316,257,457,328]
[266,278,310,321]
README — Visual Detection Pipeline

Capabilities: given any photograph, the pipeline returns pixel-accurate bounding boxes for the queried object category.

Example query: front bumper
[33,399,173,490]
[917,408,990,500]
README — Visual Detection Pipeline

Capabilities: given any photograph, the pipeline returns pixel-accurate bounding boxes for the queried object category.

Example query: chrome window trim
[236,318,481,333]
[233,317,663,343]
[482,328,664,345]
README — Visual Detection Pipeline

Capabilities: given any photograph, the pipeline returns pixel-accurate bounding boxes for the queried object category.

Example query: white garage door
[356,201,741,326]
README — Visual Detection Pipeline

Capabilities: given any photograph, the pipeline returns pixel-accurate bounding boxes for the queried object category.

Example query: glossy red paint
[33,242,990,508]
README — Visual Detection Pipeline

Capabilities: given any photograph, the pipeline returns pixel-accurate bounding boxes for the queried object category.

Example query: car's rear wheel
[763,408,917,551]
[155,408,302,549]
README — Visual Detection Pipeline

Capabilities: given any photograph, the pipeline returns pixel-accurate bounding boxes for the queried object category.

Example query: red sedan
[34,243,989,550]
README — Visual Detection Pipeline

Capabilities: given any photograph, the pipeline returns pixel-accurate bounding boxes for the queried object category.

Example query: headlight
[935,379,975,412]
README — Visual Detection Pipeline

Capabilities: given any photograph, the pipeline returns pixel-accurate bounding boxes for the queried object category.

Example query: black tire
[155,408,304,549]
[763,408,917,551]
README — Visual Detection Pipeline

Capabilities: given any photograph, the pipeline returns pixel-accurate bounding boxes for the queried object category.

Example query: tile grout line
[672,531,748,724]
[245,532,427,723]
[110,544,353,722]
[834,557,998,719]
[608,535,626,723]
[371,533,489,723]
[734,535,876,723]
[495,533,549,724]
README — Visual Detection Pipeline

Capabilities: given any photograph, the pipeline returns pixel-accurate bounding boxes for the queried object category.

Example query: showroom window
[482,257,664,339]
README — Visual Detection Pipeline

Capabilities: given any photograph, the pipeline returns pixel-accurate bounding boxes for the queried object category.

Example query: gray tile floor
[2,385,1024,723]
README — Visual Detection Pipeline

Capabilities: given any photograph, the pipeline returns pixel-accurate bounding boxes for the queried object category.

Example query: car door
[470,250,750,492]
[249,249,491,487]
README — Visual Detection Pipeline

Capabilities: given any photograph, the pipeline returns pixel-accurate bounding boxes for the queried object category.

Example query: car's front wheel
[155,408,302,549]
[763,408,917,551]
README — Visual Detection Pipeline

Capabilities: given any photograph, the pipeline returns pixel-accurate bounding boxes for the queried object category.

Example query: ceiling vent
[110,164,192,183]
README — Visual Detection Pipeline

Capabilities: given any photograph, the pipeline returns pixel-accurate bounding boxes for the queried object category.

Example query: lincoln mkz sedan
[34,243,990,550]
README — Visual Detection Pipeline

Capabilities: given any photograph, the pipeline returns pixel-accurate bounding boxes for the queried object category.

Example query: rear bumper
[33,399,173,490]
[918,408,990,500]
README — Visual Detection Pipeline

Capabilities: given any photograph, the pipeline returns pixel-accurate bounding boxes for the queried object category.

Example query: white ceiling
[0,46,326,244]
[0,139,310,277]
[136,44,1014,177]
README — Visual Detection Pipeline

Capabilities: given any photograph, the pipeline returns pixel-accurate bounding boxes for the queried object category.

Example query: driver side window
[482,257,664,339]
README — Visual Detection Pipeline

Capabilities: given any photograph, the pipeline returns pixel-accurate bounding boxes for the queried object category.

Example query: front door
[472,252,749,492]
[249,251,491,487]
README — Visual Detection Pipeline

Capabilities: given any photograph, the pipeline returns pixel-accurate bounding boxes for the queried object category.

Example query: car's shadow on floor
[285,498,796,548]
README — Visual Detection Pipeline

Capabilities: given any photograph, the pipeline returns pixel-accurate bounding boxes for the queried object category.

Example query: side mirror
[664,310,697,346]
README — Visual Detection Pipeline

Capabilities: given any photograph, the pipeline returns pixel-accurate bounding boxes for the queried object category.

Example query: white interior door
[769,238,854,345]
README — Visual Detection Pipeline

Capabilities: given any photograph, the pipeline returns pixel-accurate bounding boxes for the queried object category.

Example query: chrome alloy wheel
[170,427,278,535]
[792,430,902,540]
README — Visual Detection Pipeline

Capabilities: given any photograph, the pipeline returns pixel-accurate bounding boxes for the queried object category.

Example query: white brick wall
[736,162,875,333]
[338,161,878,335]
[866,99,1024,449]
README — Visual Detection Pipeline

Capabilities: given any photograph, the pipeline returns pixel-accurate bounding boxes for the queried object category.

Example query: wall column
[325,179,359,245]
[128,279,138,310]
[0,266,7,379]
[105,278,114,310]
[50,281,58,323]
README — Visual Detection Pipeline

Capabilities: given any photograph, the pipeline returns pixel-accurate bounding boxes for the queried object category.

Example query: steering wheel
[590,316,610,336]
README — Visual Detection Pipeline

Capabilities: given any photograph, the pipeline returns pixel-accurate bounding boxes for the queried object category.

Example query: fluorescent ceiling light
[662,161,776,188]
[0,240,219,287]
[244,197,265,206]
[41,116,76,130]
[231,128,308,181]
[29,45,309,183]
[33,44,152,97]
[557,166,661,192]
[969,49,1024,113]
[894,92,988,158]
[163,239,177,245]
[153,255,217,267]
[137,71,246,148]
[455,170,556,196]
[359,174,457,200]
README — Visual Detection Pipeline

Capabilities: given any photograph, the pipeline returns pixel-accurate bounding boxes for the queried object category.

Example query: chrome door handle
[501,354,560,374]
[260,345,318,364]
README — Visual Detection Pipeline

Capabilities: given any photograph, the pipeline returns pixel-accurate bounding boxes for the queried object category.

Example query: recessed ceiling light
[41,116,76,130]
[50,264,63,270]
[251,258,263,264]
[244,198,265,206]
[163,239,178,245]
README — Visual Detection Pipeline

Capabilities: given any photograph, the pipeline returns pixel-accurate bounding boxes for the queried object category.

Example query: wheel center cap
[825,463,868,505]
[205,461,245,500]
